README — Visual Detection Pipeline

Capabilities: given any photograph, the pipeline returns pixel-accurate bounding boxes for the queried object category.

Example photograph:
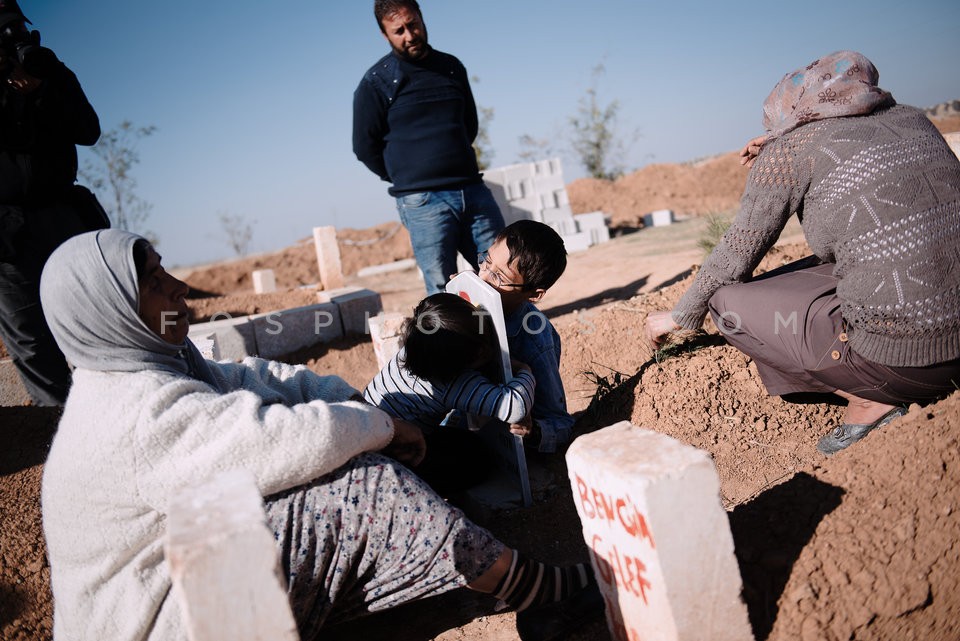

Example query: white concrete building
[483,158,610,252]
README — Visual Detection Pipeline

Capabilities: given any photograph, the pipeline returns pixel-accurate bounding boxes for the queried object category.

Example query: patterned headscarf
[762,50,895,140]
[39,229,220,389]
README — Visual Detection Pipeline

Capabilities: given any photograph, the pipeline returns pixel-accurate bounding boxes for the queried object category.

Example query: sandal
[816,406,907,455]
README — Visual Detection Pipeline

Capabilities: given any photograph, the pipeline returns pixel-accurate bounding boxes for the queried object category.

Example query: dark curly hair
[400,293,498,382]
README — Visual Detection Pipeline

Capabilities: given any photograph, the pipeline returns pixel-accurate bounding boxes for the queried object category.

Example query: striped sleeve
[444,369,535,424]
[362,354,449,426]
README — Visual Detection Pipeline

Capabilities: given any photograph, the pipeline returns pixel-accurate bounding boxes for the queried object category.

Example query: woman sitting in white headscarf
[645,50,960,455]
[38,229,598,641]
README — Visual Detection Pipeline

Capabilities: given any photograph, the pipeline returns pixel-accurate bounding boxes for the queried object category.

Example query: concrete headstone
[566,421,752,641]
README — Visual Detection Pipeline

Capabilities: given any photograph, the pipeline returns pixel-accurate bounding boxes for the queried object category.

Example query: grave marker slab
[446,271,532,507]
[252,303,342,359]
[566,421,752,641]
[316,286,383,335]
[188,316,257,361]
[165,470,299,641]
[643,209,675,227]
[368,312,405,369]
[313,226,344,290]
[252,269,277,294]
[192,333,221,361]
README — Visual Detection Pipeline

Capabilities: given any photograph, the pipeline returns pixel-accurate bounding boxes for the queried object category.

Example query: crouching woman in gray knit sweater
[646,50,960,455]
[38,229,598,641]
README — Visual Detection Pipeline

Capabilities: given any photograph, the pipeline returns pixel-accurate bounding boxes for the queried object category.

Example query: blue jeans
[395,183,505,295]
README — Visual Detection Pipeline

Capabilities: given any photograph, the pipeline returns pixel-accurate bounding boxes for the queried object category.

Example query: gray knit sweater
[672,105,960,367]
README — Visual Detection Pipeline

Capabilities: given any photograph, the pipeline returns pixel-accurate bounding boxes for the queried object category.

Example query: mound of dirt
[568,151,748,225]
[568,111,960,227]
[553,250,960,641]
[180,222,414,297]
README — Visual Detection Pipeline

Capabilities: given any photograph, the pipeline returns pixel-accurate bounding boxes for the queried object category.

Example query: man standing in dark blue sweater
[353,0,504,295]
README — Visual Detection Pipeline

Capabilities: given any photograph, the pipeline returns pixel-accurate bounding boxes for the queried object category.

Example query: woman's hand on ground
[383,419,427,467]
[645,311,681,351]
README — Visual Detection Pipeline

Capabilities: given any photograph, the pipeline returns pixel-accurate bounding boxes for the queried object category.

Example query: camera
[0,20,55,78]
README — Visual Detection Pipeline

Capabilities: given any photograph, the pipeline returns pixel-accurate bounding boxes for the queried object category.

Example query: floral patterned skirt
[263,453,503,639]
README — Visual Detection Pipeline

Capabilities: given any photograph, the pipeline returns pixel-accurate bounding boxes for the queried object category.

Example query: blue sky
[27,0,960,267]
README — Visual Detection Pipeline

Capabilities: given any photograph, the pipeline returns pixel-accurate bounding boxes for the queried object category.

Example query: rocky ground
[1,112,958,641]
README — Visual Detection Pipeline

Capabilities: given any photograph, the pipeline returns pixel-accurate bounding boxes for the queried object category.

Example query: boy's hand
[383,418,426,467]
[510,417,542,450]
[509,414,533,437]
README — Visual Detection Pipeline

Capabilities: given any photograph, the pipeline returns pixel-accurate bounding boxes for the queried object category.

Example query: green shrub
[697,211,734,257]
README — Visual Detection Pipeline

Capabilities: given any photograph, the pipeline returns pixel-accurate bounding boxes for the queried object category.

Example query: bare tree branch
[79,120,157,237]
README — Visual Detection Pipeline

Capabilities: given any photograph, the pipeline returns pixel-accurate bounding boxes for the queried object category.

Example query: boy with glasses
[476,220,574,453]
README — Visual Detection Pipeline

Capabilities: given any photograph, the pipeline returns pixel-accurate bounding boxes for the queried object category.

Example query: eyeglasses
[477,252,526,289]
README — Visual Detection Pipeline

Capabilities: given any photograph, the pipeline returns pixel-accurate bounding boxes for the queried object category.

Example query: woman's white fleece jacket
[41,357,395,641]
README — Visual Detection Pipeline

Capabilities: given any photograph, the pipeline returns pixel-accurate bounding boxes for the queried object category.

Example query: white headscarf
[39,229,218,387]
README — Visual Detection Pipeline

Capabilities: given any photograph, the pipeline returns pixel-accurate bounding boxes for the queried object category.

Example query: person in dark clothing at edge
[352,0,505,296]
[0,0,107,406]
